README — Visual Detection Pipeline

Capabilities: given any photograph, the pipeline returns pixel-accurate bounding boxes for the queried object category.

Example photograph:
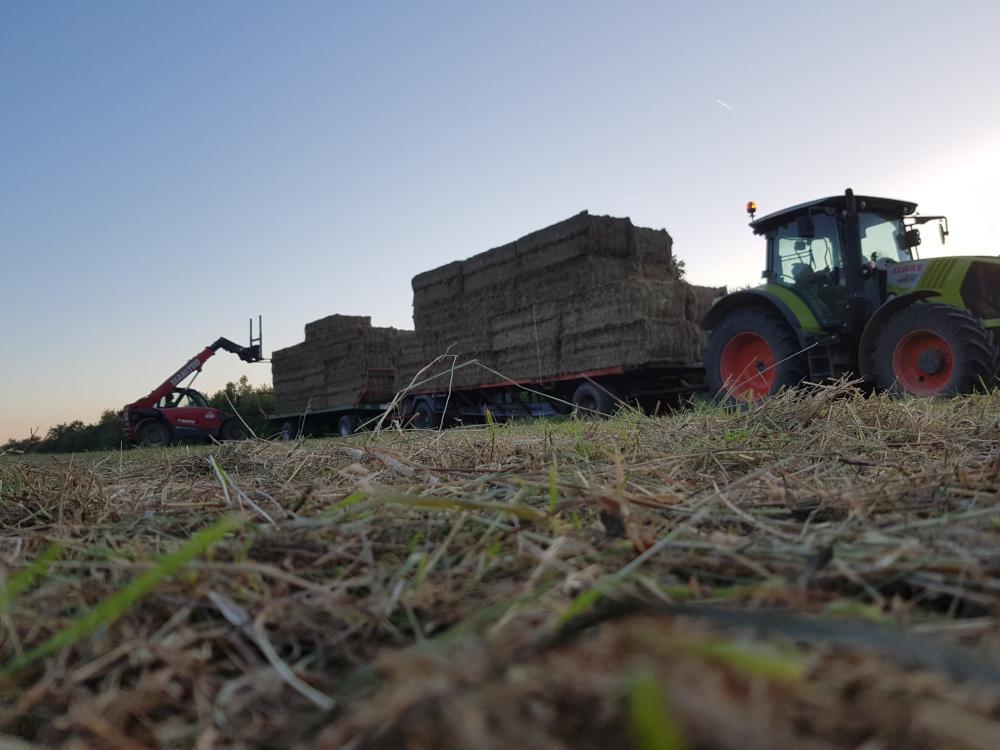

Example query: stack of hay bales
[398,211,723,391]
[272,315,413,415]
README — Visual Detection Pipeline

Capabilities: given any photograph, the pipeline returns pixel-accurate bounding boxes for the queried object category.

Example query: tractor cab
[749,194,920,330]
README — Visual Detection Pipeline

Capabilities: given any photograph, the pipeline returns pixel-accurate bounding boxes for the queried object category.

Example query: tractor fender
[702,290,809,348]
[857,290,940,380]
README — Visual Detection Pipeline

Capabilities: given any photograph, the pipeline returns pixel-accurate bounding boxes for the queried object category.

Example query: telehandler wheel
[871,304,994,396]
[705,308,807,404]
[571,382,618,417]
[338,414,359,437]
[137,420,170,448]
[219,419,250,441]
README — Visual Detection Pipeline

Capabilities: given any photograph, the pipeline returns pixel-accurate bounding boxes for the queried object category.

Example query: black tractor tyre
[137,420,170,448]
[219,419,250,441]
[571,382,619,417]
[338,414,359,438]
[409,401,437,430]
[705,308,808,404]
[871,304,994,397]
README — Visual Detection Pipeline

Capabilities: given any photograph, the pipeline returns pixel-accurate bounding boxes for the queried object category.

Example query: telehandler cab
[704,189,999,401]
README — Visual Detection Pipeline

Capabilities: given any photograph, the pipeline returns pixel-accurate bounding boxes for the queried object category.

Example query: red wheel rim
[891,329,954,395]
[719,332,776,401]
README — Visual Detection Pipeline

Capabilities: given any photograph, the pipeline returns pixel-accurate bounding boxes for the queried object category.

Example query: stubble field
[1,383,999,749]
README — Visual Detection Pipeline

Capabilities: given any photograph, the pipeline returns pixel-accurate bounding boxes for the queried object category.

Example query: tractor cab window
[771,213,847,322]
[773,214,844,283]
[859,212,910,264]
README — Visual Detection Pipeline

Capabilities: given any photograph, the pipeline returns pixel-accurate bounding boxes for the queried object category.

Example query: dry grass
[1,383,999,749]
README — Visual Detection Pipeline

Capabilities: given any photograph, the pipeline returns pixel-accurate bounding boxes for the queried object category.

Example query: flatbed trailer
[398,361,707,428]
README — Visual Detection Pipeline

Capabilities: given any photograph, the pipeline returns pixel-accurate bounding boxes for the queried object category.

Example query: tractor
[703,189,1000,401]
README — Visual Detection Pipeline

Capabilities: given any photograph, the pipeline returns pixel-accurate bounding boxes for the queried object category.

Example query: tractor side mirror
[796,215,815,238]
[902,228,922,249]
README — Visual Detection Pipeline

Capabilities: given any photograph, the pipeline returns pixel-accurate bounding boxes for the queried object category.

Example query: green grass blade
[697,639,806,683]
[548,463,558,513]
[628,668,686,750]
[1,514,242,678]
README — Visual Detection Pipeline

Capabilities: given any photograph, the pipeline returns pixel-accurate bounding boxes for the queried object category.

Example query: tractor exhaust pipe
[841,188,870,332]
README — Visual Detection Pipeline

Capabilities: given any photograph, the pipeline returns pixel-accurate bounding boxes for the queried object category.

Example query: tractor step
[805,338,854,381]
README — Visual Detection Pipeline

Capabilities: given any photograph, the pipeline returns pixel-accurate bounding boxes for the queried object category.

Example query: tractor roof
[750,195,917,234]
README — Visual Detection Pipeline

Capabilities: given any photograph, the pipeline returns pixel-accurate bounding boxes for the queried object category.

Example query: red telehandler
[123,319,264,447]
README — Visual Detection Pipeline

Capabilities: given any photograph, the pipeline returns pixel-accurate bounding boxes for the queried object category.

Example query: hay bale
[273,316,413,415]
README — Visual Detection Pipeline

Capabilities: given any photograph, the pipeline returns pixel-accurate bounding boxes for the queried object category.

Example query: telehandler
[123,319,264,446]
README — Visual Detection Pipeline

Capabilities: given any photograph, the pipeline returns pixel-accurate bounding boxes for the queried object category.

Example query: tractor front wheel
[705,308,807,403]
[872,304,994,396]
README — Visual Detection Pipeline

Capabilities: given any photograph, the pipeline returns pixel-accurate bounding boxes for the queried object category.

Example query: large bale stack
[399,211,723,390]
[272,315,413,415]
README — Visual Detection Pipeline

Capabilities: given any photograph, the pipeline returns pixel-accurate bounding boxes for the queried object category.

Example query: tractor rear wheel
[219,419,250,441]
[137,421,170,448]
[872,304,994,396]
[705,308,807,403]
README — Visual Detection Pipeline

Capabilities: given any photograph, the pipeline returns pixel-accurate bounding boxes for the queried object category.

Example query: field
[1,383,999,749]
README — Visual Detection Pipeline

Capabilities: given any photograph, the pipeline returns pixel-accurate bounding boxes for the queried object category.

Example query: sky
[2,1,999,442]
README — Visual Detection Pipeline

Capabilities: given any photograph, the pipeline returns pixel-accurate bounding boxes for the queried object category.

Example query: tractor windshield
[859,212,911,264]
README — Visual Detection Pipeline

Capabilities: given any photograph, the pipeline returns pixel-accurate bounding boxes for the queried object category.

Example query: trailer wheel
[409,400,437,430]
[220,419,250,441]
[338,414,359,437]
[137,420,170,448]
[571,382,618,417]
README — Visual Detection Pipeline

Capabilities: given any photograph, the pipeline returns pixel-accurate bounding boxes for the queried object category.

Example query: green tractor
[703,189,1000,401]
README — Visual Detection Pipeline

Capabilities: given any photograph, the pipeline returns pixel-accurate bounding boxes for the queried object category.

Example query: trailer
[397,361,707,428]
[269,212,721,436]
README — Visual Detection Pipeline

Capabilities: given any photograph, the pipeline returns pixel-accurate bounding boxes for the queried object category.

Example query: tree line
[2,377,276,454]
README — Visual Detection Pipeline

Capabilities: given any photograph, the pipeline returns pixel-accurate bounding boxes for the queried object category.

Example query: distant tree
[669,256,687,279]
[207,376,276,437]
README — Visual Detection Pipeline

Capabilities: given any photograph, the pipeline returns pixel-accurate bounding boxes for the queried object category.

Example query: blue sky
[2,1,999,441]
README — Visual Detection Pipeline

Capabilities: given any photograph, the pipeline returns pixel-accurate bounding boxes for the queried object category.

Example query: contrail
[715,98,734,111]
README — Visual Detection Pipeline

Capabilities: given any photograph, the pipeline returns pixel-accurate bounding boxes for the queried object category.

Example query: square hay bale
[273,316,413,414]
